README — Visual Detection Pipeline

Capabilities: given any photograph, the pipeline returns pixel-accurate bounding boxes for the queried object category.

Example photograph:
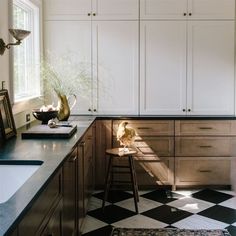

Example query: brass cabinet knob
[93,109,97,112]
[88,13,91,16]
[188,109,191,112]
[183,13,187,16]
[182,109,186,112]
[189,13,192,16]
[93,13,96,16]
[88,108,92,112]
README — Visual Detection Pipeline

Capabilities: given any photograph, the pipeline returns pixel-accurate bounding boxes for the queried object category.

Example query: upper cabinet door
[44,21,93,115]
[92,21,139,115]
[140,0,188,20]
[187,21,235,115]
[189,0,235,20]
[140,21,187,115]
[92,0,139,20]
[43,0,92,20]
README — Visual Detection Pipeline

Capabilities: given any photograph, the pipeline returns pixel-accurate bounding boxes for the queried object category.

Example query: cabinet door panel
[187,21,235,115]
[140,21,187,115]
[93,21,139,115]
[93,0,139,20]
[140,0,187,19]
[175,157,231,185]
[44,0,92,20]
[189,0,235,20]
[175,137,231,157]
[44,21,92,115]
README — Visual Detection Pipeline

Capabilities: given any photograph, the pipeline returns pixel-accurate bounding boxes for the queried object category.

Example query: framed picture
[0,89,16,140]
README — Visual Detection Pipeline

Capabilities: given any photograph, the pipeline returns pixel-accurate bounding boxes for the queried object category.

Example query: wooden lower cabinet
[17,169,62,236]
[63,147,77,236]
[175,157,231,186]
[40,200,63,236]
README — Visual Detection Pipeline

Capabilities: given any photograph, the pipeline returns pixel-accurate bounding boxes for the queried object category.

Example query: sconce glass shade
[0,28,31,55]
[8,29,31,41]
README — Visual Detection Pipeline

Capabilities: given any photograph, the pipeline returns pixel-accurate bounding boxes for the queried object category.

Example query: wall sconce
[0,29,31,55]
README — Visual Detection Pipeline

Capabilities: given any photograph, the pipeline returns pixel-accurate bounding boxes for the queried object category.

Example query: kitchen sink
[0,160,43,204]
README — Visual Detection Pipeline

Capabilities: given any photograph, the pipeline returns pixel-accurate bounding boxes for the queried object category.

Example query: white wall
[0,0,10,91]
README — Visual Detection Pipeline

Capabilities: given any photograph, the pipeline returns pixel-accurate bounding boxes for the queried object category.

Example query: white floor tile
[115,196,162,213]
[167,197,215,213]
[112,214,168,229]
[81,215,108,234]
[219,197,236,210]
[172,215,229,229]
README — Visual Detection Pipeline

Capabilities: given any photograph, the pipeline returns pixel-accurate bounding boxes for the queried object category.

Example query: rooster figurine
[116,121,136,152]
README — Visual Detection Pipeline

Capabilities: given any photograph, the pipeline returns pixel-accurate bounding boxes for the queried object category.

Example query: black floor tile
[87,205,136,224]
[82,225,113,236]
[191,189,234,204]
[198,205,236,224]
[93,190,133,203]
[141,189,184,204]
[141,205,193,224]
[226,225,236,236]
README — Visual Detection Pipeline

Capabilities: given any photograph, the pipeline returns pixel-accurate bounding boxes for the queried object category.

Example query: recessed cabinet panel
[113,120,175,136]
[187,21,235,115]
[140,0,187,19]
[175,157,231,185]
[44,21,92,115]
[140,21,187,115]
[44,0,92,20]
[175,120,236,136]
[93,0,139,20]
[175,137,231,157]
[93,21,139,115]
[189,0,235,20]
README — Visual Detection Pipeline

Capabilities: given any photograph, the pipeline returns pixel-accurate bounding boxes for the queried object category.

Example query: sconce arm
[5,40,21,49]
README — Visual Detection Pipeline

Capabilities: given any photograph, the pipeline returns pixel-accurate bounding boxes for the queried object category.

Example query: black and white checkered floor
[81,189,236,236]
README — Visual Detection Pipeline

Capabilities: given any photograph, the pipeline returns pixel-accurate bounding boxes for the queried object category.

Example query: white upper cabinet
[44,0,139,20]
[189,0,235,20]
[140,21,187,115]
[43,0,92,20]
[140,0,235,20]
[140,0,188,20]
[92,21,139,115]
[92,0,139,20]
[187,21,235,115]
[44,21,93,115]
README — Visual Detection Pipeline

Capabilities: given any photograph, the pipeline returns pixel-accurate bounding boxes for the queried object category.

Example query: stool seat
[106,148,137,156]
[102,148,139,213]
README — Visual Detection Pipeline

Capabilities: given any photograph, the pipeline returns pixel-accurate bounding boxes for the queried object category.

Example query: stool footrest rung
[112,180,132,183]
[112,165,130,168]
[111,171,131,174]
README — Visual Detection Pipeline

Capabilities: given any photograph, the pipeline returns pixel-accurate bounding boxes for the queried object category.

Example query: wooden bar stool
[102,148,139,213]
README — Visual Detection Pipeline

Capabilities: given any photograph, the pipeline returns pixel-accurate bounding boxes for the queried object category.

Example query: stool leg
[130,156,139,202]
[128,156,139,213]
[102,155,113,210]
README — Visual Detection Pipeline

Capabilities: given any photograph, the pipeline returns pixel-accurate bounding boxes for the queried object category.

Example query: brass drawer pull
[199,145,212,148]
[198,170,212,173]
[199,127,213,130]
[137,127,151,130]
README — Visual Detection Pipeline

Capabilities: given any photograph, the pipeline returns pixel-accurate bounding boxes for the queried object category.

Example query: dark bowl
[32,109,58,124]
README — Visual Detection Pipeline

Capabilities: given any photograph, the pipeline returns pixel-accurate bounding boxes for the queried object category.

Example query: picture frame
[0,89,16,140]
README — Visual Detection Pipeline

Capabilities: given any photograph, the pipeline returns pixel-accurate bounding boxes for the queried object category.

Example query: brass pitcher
[56,92,76,121]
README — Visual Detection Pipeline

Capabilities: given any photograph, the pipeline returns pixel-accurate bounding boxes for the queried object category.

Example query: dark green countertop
[0,116,95,236]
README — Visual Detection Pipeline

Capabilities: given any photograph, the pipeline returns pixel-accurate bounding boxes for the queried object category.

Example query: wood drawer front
[175,157,231,185]
[175,137,231,157]
[112,157,174,186]
[19,169,62,236]
[113,120,174,136]
[175,120,236,136]
[135,137,174,157]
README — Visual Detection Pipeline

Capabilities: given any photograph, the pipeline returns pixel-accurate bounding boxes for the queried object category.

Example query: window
[12,0,41,102]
